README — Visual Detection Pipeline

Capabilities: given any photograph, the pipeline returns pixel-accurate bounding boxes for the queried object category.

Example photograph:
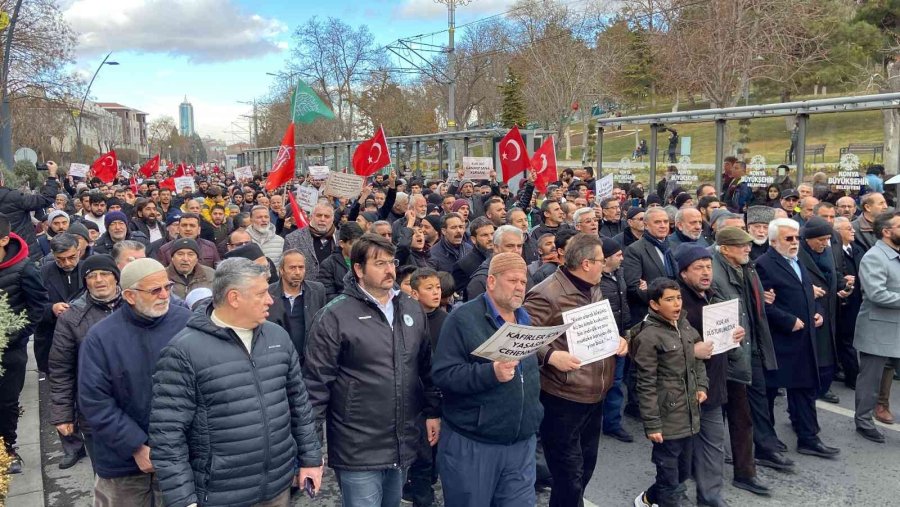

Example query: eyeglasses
[370,259,400,269]
[130,282,175,297]
[783,235,799,242]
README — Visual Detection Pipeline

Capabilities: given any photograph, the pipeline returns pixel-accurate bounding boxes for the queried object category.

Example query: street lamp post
[75,52,119,163]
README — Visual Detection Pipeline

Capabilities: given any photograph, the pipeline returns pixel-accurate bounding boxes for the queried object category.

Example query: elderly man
[283,202,335,282]
[95,210,150,255]
[793,197,819,227]
[78,258,192,505]
[624,207,675,325]
[835,196,857,220]
[524,234,628,507]
[305,234,439,505]
[614,207,645,248]
[150,258,323,506]
[573,207,599,236]
[755,219,840,459]
[165,238,215,300]
[508,208,539,263]
[834,217,864,390]
[779,189,800,218]
[49,255,122,472]
[247,204,285,265]
[598,197,625,237]
[433,252,542,506]
[852,192,889,251]
[668,207,707,249]
[157,213,220,268]
[747,206,775,261]
[266,249,326,365]
[853,211,900,443]
[431,212,471,274]
[466,225,529,301]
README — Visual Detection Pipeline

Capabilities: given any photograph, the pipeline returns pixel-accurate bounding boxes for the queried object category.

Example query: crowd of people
[0,155,897,507]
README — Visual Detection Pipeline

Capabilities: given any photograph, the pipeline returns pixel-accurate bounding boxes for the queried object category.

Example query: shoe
[797,441,840,458]
[634,492,658,507]
[775,439,788,453]
[819,390,840,404]
[856,427,886,443]
[834,370,846,382]
[6,449,22,474]
[732,476,771,496]
[755,452,795,472]
[875,404,895,424]
[534,478,553,493]
[604,427,634,443]
[59,448,86,470]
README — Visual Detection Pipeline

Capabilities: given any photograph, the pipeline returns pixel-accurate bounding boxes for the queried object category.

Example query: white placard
[233,166,253,181]
[174,176,196,194]
[119,169,131,179]
[69,163,89,178]
[595,174,614,200]
[702,298,741,355]
[462,157,493,180]
[308,165,330,180]
[323,172,365,200]
[471,322,572,362]
[562,300,621,365]
[296,185,319,212]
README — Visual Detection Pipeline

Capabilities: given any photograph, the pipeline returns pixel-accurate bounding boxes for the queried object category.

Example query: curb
[6,341,46,506]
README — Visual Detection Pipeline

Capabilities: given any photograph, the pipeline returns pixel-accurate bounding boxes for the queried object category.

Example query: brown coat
[523,269,616,404]
[166,262,215,300]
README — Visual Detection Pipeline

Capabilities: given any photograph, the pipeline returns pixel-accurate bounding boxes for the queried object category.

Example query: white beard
[752,238,768,246]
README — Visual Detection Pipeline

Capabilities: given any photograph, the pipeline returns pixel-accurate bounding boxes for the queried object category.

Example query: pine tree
[500,67,527,129]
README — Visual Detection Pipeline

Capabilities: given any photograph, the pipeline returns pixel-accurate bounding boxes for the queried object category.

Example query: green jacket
[628,310,708,440]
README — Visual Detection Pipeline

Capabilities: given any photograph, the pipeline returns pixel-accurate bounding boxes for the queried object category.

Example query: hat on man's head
[626,207,646,220]
[165,213,182,226]
[601,237,622,259]
[747,205,776,225]
[802,216,833,239]
[80,254,120,282]
[674,243,712,273]
[67,223,90,243]
[674,193,692,208]
[104,211,128,229]
[646,194,662,206]
[451,199,469,212]
[82,220,99,232]
[781,189,799,199]
[360,211,378,223]
[224,242,264,261]
[709,208,731,227]
[488,252,527,277]
[459,179,474,187]
[48,210,69,223]
[716,226,754,246]
[171,238,200,256]
[120,257,166,290]
[424,215,442,233]
[185,288,213,310]
[426,204,441,215]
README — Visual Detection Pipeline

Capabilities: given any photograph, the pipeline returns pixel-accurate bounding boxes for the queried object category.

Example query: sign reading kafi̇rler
[562,300,622,365]
[471,322,572,362]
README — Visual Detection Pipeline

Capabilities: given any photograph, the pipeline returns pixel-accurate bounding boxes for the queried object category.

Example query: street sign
[14,147,37,164]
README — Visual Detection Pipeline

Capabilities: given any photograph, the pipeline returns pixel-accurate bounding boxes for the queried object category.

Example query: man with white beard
[747,206,776,261]
[283,202,335,282]
[247,205,285,265]
[668,207,707,249]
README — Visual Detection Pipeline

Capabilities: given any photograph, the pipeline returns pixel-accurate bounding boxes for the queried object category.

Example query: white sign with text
[323,172,365,199]
[462,157,493,180]
[233,166,253,181]
[296,185,319,212]
[471,322,572,362]
[68,163,89,178]
[562,300,621,365]
[595,174,614,200]
[702,298,741,355]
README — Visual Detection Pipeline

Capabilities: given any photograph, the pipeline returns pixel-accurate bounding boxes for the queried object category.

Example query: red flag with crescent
[499,126,529,190]
[530,136,558,194]
[351,125,390,177]
[139,154,160,178]
[91,150,118,183]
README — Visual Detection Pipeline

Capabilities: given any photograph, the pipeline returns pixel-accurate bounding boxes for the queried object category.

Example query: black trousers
[647,437,693,507]
[767,387,820,447]
[0,342,27,449]
[540,392,604,507]
[403,415,436,507]
[724,381,755,480]
[747,356,781,457]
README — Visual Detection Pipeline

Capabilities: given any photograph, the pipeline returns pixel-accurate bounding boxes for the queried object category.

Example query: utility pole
[436,0,469,177]
[0,0,24,171]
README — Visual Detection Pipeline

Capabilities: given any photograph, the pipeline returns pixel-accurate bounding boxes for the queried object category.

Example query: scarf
[802,241,835,287]
[644,233,677,278]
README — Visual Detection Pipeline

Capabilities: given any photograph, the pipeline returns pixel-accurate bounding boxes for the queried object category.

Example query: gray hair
[644,207,669,222]
[111,240,146,264]
[56,193,69,202]
[714,211,742,229]
[250,205,269,217]
[493,225,523,246]
[50,233,78,254]
[212,258,269,308]
[768,218,799,241]
[573,207,594,225]
[834,216,850,227]
[279,248,307,270]
[395,192,409,205]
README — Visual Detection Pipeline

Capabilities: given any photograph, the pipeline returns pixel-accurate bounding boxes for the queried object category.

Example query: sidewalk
[6,342,45,507]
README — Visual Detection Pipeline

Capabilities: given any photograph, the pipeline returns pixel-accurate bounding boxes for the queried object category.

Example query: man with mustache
[430,212,471,274]
[283,202,336,282]
[305,234,439,505]
[78,258,192,505]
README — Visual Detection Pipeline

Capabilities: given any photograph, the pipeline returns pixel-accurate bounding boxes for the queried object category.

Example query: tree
[500,67,527,128]
[148,116,176,156]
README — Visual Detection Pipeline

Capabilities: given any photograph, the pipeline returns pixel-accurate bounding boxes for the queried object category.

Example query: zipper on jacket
[231,331,271,500]
[514,364,525,440]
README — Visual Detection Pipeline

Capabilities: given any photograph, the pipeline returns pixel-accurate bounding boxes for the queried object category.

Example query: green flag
[291,79,335,124]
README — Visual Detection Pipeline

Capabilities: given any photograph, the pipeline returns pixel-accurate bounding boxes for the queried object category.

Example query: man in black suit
[623,207,676,326]
[833,217,863,389]
[755,218,840,459]
[266,249,326,365]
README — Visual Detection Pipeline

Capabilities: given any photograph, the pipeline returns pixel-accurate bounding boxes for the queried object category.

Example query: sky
[61,0,518,145]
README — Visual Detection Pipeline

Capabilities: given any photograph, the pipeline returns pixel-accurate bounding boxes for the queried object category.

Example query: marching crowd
[0,156,898,507]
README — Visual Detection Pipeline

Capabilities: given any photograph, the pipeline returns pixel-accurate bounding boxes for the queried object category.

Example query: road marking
[815,400,900,433]
[584,498,599,507]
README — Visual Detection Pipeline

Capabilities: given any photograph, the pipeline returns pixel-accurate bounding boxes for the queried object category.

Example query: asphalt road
[22,376,900,507]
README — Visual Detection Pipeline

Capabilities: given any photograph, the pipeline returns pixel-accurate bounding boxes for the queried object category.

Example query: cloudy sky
[62,0,517,144]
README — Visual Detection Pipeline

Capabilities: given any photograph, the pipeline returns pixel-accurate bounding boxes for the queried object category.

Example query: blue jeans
[336,468,406,507]
[602,355,626,433]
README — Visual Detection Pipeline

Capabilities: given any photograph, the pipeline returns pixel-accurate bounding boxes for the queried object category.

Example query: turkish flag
[499,126,529,190]
[139,154,160,178]
[287,190,309,230]
[159,177,176,191]
[173,163,186,178]
[166,160,174,170]
[265,123,297,191]
[129,175,139,194]
[351,126,390,177]
[92,150,118,183]
[530,136,558,194]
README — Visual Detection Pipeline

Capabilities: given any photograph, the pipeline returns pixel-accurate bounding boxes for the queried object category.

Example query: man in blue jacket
[78,258,191,505]
[432,252,543,506]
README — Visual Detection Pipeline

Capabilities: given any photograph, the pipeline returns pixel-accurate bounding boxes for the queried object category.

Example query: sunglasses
[783,235,799,242]
[131,282,175,297]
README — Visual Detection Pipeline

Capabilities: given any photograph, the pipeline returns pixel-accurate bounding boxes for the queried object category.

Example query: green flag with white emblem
[291,79,335,124]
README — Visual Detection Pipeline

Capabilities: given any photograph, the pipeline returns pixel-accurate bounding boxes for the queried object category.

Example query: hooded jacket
[0,233,47,348]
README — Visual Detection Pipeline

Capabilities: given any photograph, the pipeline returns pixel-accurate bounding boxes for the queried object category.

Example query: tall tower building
[179,96,195,136]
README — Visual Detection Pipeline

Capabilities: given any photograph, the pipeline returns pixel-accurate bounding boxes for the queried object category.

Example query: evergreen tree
[500,67,527,128]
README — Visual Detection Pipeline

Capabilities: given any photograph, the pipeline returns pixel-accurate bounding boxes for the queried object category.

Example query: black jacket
[150,306,322,507]
[34,262,84,372]
[304,273,439,471]
[452,246,490,300]
[430,237,471,274]
[0,233,47,349]
[599,268,629,333]
[678,279,727,408]
[613,227,641,249]
[0,177,59,260]
[623,237,673,325]
[93,229,150,255]
[318,250,350,302]
[600,219,626,238]
[48,291,122,428]
[129,217,165,243]
[396,225,434,269]
[266,280,326,364]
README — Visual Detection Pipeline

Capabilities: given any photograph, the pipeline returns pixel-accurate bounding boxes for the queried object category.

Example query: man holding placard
[523,234,628,507]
